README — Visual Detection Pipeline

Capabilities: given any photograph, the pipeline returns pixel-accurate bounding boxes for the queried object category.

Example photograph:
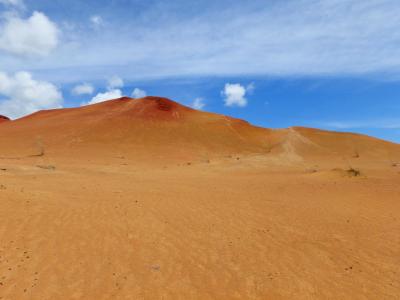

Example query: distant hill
[0,96,399,166]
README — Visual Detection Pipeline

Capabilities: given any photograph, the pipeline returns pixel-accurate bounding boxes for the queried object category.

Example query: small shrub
[346,168,361,177]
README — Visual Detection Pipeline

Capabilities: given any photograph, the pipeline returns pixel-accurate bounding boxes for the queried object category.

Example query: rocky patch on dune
[0,115,10,123]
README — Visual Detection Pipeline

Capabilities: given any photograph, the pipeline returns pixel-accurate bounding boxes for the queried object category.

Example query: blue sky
[0,0,400,143]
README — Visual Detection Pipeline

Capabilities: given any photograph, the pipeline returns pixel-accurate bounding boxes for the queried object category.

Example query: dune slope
[0,96,398,166]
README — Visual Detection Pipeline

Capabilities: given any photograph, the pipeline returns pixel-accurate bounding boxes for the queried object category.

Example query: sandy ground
[0,156,399,299]
[0,97,399,299]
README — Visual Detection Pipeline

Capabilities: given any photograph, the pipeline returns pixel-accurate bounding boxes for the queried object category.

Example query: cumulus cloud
[222,83,254,107]
[71,83,94,95]
[84,76,125,105]
[131,88,147,99]
[191,98,205,110]
[0,71,63,119]
[86,78,148,105]
[0,11,59,56]
[88,89,122,105]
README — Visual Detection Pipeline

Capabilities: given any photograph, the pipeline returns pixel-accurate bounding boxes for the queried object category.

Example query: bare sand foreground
[0,97,400,299]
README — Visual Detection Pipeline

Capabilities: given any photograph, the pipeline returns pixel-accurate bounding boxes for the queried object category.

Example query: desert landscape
[0,96,399,299]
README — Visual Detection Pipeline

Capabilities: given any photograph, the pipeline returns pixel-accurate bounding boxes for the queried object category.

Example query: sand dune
[0,97,399,299]
[0,97,274,161]
[0,97,398,165]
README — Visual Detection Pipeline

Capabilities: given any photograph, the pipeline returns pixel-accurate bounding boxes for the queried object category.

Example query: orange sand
[0,97,399,299]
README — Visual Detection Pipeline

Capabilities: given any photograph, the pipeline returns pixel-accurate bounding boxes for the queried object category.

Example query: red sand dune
[0,96,398,166]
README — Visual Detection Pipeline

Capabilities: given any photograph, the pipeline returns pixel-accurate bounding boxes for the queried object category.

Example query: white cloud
[222,83,252,107]
[3,1,400,82]
[131,88,147,99]
[0,11,59,56]
[88,89,122,105]
[0,71,63,119]
[107,75,124,89]
[191,98,205,110]
[0,0,24,7]
[90,15,103,28]
[71,83,94,95]
[83,76,125,105]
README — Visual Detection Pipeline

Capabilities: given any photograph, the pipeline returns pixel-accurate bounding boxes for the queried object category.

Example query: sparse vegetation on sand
[346,167,361,177]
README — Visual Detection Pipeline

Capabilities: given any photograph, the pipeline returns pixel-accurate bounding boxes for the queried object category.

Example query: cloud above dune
[72,83,94,95]
[131,88,147,99]
[86,77,150,105]
[222,83,254,107]
[0,71,63,119]
[0,11,59,56]
[191,98,205,110]
[85,76,125,105]
[88,89,122,105]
